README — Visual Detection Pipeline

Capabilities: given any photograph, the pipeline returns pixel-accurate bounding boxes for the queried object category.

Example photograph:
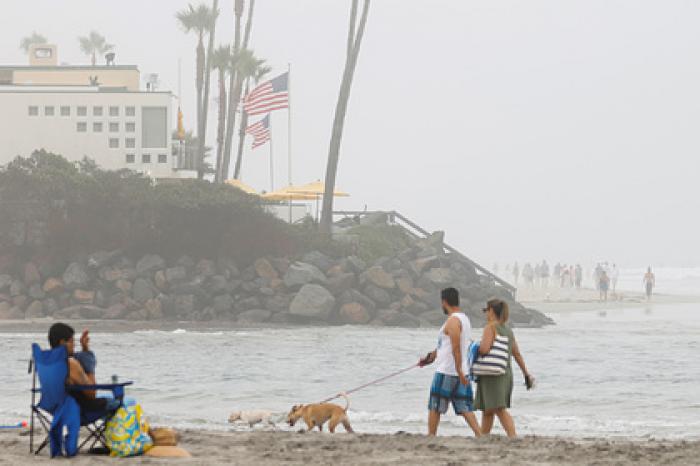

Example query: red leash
[319,363,419,403]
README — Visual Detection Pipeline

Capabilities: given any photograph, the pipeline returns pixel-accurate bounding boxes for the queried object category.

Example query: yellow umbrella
[261,185,318,201]
[225,179,259,196]
[287,180,349,197]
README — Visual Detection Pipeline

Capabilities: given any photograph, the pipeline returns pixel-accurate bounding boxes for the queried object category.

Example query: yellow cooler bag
[105,403,153,457]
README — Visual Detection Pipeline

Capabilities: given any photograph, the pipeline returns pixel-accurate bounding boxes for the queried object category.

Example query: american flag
[245,114,271,149]
[243,72,289,116]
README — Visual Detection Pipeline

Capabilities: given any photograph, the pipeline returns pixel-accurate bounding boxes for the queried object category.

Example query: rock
[196,259,216,277]
[126,309,148,321]
[346,256,367,274]
[42,278,64,294]
[54,305,104,319]
[326,273,356,296]
[410,256,439,275]
[397,248,416,263]
[165,266,187,284]
[63,262,89,289]
[13,294,28,310]
[207,275,230,294]
[154,270,167,290]
[302,251,334,272]
[177,255,196,269]
[43,298,59,315]
[326,264,346,277]
[289,284,336,320]
[405,300,429,316]
[237,309,272,323]
[283,262,327,288]
[396,275,414,295]
[269,312,295,324]
[362,266,395,289]
[212,294,234,313]
[10,280,25,297]
[87,250,122,268]
[264,295,292,313]
[254,258,279,280]
[115,279,132,293]
[420,310,445,326]
[236,296,261,312]
[0,275,12,291]
[25,300,44,318]
[338,302,371,324]
[173,295,196,317]
[363,284,393,306]
[379,309,420,327]
[136,254,165,276]
[24,262,41,285]
[132,278,155,303]
[425,268,454,286]
[101,267,124,282]
[0,303,24,319]
[338,289,377,314]
[104,303,127,319]
[144,298,163,320]
[73,289,95,304]
[269,257,290,276]
[28,283,45,300]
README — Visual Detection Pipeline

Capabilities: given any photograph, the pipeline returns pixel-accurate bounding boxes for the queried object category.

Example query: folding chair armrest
[67,381,133,399]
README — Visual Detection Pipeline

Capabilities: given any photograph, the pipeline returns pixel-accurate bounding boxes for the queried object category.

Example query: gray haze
[3,1,700,267]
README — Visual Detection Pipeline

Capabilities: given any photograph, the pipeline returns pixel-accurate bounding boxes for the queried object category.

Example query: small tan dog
[228,410,276,428]
[286,393,354,433]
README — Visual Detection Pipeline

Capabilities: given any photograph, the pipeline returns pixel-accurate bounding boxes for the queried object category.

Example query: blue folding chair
[29,343,133,457]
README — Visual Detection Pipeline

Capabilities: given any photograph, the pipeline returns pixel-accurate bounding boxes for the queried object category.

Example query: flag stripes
[245,114,271,149]
[243,72,289,116]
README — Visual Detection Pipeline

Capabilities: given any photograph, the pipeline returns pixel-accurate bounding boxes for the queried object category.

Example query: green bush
[347,224,412,263]
[0,151,297,264]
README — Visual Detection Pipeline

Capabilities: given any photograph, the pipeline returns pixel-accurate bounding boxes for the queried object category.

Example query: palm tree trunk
[91,51,96,66]
[215,69,227,183]
[195,34,205,176]
[233,80,251,179]
[198,0,219,180]
[320,0,370,234]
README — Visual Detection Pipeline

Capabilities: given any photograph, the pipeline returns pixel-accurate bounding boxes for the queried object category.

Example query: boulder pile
[0,232,552,328]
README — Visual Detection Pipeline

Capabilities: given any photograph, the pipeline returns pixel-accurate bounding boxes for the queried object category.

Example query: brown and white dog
[286,393,354,433]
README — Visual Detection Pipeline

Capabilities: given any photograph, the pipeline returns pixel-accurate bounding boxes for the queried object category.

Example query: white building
[0,44,195,178]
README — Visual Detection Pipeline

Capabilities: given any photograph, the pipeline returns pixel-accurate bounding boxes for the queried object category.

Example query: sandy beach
[2,429,700,465]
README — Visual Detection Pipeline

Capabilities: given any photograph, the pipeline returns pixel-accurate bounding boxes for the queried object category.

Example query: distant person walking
[574,264,583,289]
[643,267,656,301]
[512,262,520,286]
[419,288,481,437]
[611,264,619,294]
[475,299,533,438]
[599,271,610,302]
[540,261,550,289]
[523,263,534,289]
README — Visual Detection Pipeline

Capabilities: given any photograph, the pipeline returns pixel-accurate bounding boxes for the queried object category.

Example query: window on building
[93,106,103,117]
[93,122,103,132]
[109,122,119,132]
[125,106,136,117]
[125,138,136,149]
[44,106,55,116]
[109,138,119,149]
[141,107,167,148]
[109,106,119,117]
[77,106,87,116]
[126,153,135,164]
[60,106,70,116]
[142,153,151,163]
[28,106,39,116]
[125,122,136,133]
[158,154,168,164]
[77,122,87,132]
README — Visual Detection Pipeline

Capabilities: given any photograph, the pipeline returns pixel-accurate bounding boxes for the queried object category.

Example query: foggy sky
[3,1,700,268]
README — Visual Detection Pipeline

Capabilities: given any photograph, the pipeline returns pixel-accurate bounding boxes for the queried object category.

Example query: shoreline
[2,429,699,465]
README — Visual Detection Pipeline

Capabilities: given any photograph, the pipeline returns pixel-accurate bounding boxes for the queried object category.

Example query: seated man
[48,323,108,412]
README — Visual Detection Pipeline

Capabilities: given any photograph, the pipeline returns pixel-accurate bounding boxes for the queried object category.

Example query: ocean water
[1,301,699,440]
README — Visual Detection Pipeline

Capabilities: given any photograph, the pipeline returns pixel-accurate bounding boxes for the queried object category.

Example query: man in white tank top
[419,288,481,436]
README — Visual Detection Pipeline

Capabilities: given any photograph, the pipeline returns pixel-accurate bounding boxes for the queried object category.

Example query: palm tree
[233,60,271,180]
[211,45,232,182]
[320,0,371,234]
[221,0,256,182]
[19,32,48,53]
[78,31,113,66]
[197,0,220,180]
[176,3,217,176]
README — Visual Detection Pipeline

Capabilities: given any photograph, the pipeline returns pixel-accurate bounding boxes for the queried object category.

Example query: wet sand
[2,429,699,465]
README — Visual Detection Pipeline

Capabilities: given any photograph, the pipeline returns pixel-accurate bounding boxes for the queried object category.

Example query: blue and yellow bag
[105,403,153,457]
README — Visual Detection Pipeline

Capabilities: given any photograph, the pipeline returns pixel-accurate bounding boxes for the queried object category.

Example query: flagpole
[287,63,293,223]
[269,117,275,192]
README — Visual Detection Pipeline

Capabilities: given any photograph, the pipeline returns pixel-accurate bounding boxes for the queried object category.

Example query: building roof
[0,65,139,71]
